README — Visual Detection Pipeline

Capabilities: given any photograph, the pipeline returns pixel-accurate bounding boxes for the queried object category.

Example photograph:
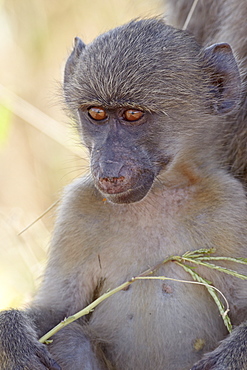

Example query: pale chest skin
[38,175,247,370]
[86,190,225,369]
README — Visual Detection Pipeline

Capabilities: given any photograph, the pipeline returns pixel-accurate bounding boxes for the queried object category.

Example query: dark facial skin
[78,106,168,203]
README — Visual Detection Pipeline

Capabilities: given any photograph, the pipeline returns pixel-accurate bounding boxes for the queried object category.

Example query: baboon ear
[64,37,86,84]
[203,43,241,114]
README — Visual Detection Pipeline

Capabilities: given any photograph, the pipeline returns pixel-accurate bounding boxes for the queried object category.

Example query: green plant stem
[178,257,247,280]
[39,248,247,343]
[39,279,135,343]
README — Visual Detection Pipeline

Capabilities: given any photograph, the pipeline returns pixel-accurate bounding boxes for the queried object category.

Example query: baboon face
[64,19,240,204]
[78,105,169,204]
[64,21,203,204]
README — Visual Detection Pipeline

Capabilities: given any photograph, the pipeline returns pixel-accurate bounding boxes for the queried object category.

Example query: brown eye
[88,107,107,121]
[123,109,144,122]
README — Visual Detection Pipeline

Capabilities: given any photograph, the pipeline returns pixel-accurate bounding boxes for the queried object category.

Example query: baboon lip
[98,182,153,204]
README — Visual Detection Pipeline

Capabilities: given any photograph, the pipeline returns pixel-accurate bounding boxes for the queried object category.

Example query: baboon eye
[123,109,144,122]
[88,107,107,121]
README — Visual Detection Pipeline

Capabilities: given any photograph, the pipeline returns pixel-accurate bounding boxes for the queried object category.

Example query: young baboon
[166,0,247,189]
[0,16,247,370]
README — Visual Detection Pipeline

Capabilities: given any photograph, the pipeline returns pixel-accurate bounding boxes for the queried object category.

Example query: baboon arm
[48,323,112,370]
[192,321,247,370]
[0,182,102,369]
[0,309,61,369]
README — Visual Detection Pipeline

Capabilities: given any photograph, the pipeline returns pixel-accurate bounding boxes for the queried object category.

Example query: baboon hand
[0,309,61,370]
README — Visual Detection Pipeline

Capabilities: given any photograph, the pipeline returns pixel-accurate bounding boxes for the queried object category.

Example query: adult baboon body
[167,0,247,188]
[0,6,247,370]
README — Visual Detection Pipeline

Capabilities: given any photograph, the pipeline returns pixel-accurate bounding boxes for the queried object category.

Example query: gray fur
[0,13,247,370]
[167,0,247,187]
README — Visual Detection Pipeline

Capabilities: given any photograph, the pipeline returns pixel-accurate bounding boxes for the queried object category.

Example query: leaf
[182,258,247,280]
[176,262,232,332]
[199,256,247,264]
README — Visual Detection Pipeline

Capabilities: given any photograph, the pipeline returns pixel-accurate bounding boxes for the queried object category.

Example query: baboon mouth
[99,182,153,204]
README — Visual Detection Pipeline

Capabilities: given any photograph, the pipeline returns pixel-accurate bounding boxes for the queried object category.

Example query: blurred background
[0,0,165,308]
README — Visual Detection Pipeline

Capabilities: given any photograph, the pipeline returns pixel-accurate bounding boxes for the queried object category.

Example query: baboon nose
[98,176,128,194]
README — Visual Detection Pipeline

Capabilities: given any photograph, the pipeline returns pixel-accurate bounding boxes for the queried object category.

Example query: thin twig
[182,0,200,30]
[39,279,135,343]
[136,275,230,314]
[39,273,230,344]
[18,200,60,235]
[38,247,247,343]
